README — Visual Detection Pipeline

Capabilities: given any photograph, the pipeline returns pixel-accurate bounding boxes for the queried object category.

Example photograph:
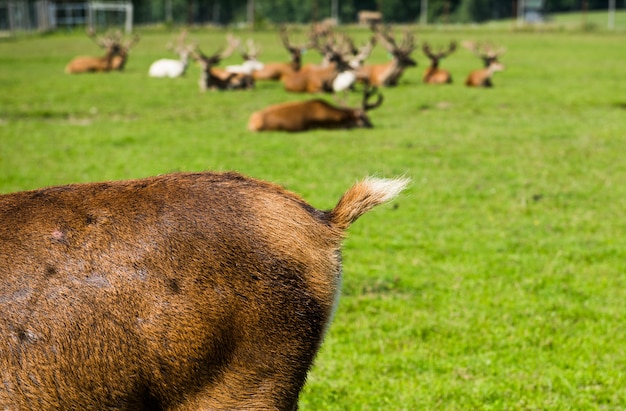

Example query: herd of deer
[64,24,505,133]
[1,23,512,411]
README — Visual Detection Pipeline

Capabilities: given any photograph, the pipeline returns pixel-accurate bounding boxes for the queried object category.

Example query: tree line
[130,0,624,25]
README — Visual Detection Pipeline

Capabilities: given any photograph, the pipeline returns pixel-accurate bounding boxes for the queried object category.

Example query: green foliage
[1,23,626,409]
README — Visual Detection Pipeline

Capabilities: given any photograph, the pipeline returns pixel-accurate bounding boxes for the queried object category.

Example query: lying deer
[248,86,383,132]
[464,41,505,87]
[422,41,456,84]
[252,26,308,81]
[192,35,254,91]
[356,24,416,87]
[148,30,196,78]
[65,29,140,74]
[0,171,408,410]
[281,44,352,94]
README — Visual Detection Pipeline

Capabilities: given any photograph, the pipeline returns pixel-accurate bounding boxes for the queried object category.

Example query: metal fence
[0,0,132,33]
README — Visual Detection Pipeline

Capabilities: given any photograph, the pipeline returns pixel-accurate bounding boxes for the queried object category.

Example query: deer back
[0,171,407,409]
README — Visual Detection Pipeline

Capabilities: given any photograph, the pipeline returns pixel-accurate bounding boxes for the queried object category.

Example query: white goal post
[87,1,133,33]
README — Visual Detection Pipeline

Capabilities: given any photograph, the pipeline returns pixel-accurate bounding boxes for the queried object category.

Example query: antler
[463,40,504,59]
[220,34,240,60]
[86,28,115,49]
[373,24,397,53]
[349,36,377,68]
[241,38,261,61]
[362,85,384,111]
[279,25,295,52]
[123,33,141,50]
[422,41,456,60]
[374,24,414,54]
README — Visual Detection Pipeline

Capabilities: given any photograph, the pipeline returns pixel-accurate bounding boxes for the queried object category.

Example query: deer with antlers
[464,41,505,88]
[356,24,416,87]
[192,35,254,91]
[252,26,308,81]
[148,30,195,78]
[65,29,140,74]
[248,86,383,132]
[281,43,352,94]
[421,41,456,84]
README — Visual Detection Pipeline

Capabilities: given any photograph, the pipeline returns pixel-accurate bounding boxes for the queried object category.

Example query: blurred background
[2,0,625,34]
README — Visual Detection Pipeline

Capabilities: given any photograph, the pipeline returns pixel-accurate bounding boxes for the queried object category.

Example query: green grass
[1,24,626,409]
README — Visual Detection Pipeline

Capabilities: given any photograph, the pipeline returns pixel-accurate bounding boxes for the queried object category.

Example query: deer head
[374,25,417,68]
[279,25,312,71]
[422,41,456,68]
[463,40,505,69]
[192,34,240,71]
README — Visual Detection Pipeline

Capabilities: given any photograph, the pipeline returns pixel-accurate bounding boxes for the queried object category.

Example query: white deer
[148,30,195,78]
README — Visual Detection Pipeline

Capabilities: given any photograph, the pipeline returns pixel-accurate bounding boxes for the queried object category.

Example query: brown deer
[464,41,505,87]
[422,41,456,84]
[356,25,417,87]
[65,29,140,74]
[192,35,254,91]
[252,26,309,81]
[248,86,383,132]
[0,170,408,410]
[281,43,353,94]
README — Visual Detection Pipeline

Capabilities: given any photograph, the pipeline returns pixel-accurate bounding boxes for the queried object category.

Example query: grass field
[1,20,626,409]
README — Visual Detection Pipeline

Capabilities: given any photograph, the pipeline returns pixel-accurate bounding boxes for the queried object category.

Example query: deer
[280,29,362,94]
[421,41,456,84]
[65,29,140,74]
[332,34,377,98]
[464,41,506,88]
[192,35,254,91]
[252,26,309,81]
[281,44,351,94]
[0,170,409,410]
[148,30,196,78]
[356,24,416,87]
[248,86,383,132]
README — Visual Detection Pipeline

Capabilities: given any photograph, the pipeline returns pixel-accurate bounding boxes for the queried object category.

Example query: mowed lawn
[1,22,626,409]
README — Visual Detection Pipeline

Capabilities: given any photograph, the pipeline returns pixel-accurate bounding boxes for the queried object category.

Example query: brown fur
[281,64,337,93]
[421,41,456,84]
[0,171,408,410]
[465,58,505,87]
[65,52,119,74]
[249,87,383,132]
[463,41,505,88]
[356,27,416,87]
[65,33,139,74]
[423,67,452,84]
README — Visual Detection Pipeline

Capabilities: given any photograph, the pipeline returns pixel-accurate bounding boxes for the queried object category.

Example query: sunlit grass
[1,24,626,409]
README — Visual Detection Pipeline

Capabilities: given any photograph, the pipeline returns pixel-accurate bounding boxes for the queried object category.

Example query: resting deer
[0,171,408,410]
[356,24,416,87]
[65,30,140,74]
[248,86,383,132]
[252,26,308,81]
[148,30,196,78]
[192,35,254,91]
[464,41,505,88]
[281,43,351,94]
[422,41,456,84]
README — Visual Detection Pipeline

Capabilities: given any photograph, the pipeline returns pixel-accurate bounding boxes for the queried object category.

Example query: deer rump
[0,171,406,410]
